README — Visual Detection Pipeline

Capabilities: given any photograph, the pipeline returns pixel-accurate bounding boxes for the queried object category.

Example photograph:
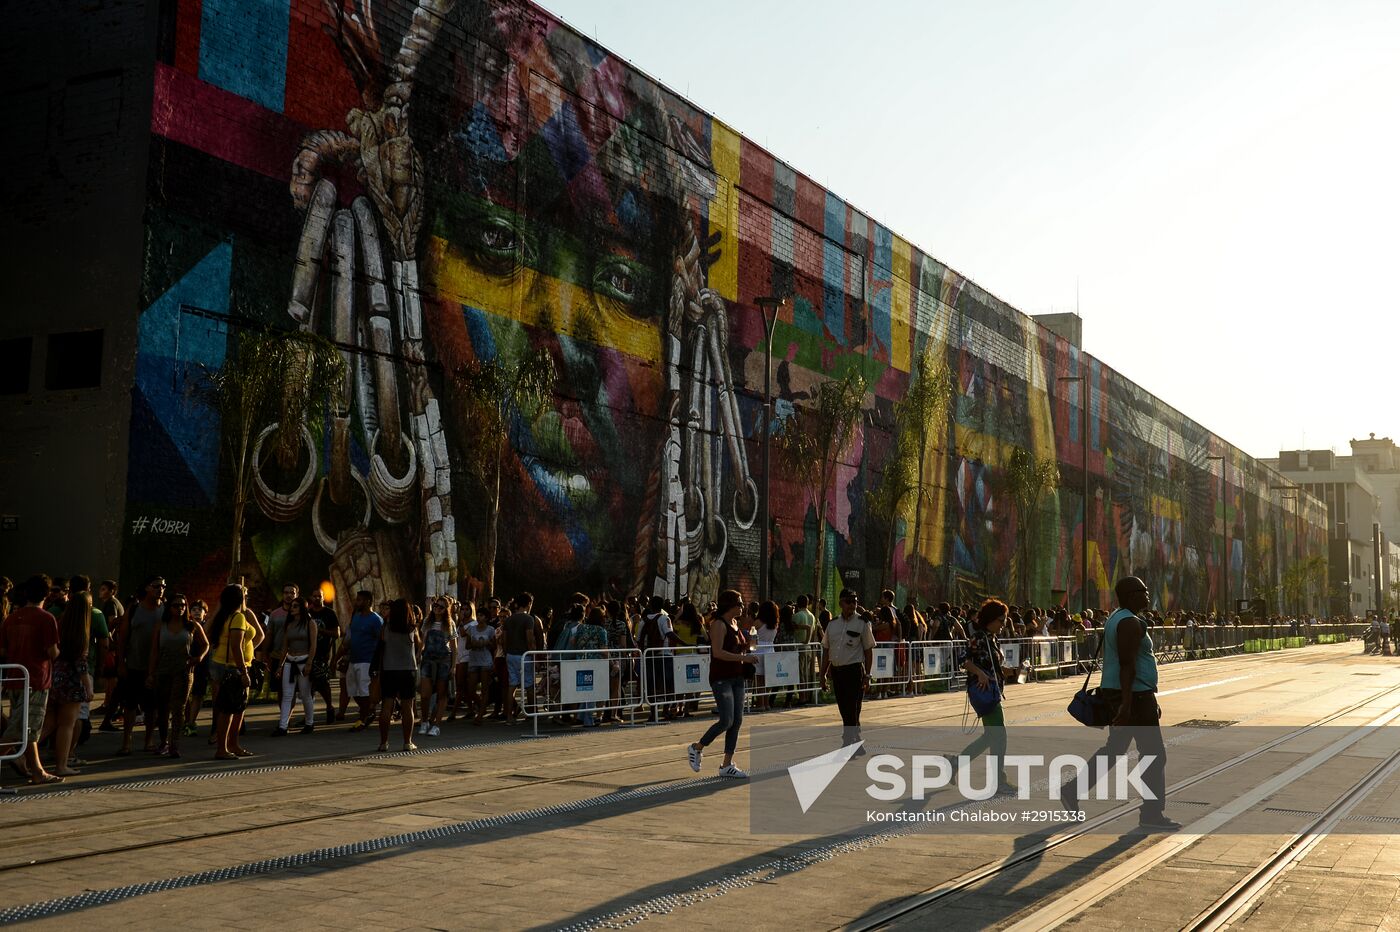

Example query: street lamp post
[1207,455,1227,620]
[1271,484,1300,617]
[755,296,783,603]
[1057,374,1089,614]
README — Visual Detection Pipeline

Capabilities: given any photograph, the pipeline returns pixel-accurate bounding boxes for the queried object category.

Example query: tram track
[1181,742,1400,931]
[845,680,1400,931]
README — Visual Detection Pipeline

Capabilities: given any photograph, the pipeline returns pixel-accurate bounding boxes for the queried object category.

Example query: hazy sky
[538,0,1400,461]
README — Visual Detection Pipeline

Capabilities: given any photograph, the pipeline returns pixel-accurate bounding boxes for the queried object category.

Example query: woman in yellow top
[207,584,264,760]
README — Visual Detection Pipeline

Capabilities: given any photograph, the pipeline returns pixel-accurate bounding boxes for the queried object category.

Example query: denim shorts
[505,654,533,688]
[419,658,452,684]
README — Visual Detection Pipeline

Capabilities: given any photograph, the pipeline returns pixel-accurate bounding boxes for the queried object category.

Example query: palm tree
[899,348,954,601]
[451,345,557,599]
[198,329,346,578]
[1003,447,1061,604]
[777,368,866,602]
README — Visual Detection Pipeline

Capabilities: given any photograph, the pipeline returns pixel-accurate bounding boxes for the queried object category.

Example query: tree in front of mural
[777,368,867,602]
[452,346,557,599]
[1003,447,1060,605]
[897,349,954,601]
[866,350,954,599]
[196,329,346,579]
[1281,554,1328,617]
[865,439,917,597]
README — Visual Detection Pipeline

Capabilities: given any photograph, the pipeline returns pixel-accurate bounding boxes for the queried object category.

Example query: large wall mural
[127,0,1327,617]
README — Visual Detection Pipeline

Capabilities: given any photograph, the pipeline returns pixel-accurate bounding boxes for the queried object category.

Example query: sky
[537,0,1400,461]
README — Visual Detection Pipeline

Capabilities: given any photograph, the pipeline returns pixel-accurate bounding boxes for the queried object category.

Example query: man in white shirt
[820,590,876,752]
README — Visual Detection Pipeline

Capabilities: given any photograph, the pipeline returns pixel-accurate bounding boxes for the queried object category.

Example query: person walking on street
[686,589,756,778]
[958,599,1020,795]
[1061,576,1179,831]
[821,589,876,752]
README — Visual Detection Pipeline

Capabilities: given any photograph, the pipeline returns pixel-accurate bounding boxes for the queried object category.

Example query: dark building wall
[0,0,160,581]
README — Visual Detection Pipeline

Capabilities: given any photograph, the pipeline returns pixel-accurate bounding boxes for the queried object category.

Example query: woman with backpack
[639,596,680,719]
[958,598,1019,796]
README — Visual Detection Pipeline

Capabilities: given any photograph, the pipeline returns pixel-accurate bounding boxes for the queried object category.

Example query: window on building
[44,330,103,390]
[0,337,32,394]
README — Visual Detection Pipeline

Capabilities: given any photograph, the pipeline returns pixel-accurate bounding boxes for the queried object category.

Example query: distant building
[1265,436,1400,616]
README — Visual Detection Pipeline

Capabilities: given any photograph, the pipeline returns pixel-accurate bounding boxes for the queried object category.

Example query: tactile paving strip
[0,762,776,923]
[558,827,907,930]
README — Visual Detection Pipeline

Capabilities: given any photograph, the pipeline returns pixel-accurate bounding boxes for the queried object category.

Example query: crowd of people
[0,569,1370,787]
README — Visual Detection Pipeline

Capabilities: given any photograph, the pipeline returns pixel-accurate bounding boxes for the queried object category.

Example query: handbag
[1066,636,1111,727]
[966,676,1002,717]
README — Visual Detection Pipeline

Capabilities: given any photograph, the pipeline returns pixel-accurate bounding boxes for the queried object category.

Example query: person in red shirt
[1,574,62,784]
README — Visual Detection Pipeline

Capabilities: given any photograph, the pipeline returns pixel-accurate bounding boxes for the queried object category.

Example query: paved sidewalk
[3,642,1399,931]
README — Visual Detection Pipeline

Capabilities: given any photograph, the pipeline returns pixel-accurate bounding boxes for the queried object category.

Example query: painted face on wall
[422,28,690,591]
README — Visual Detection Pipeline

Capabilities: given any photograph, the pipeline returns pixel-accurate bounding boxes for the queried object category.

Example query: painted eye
[599,266,635,299]
[479,218,518,254]
[593,258,651,314]
[466,214,533,277]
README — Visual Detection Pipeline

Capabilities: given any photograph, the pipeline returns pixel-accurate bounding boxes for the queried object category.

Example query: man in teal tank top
[1061,577,1180,831]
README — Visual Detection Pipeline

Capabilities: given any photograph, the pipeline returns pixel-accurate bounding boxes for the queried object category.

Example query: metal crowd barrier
[995,637,1083,680]
[1147,622,1366,662]
[519,648,643,737]
[907,639,964,692]
[1,665,29,796]
[512,623,1368,733]
[639,643,823,716]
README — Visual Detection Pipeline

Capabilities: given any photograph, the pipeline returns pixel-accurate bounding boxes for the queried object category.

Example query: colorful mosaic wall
[127,0,1328,615]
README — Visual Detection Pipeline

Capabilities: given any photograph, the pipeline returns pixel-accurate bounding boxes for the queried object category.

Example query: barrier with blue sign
[520,649,643,737]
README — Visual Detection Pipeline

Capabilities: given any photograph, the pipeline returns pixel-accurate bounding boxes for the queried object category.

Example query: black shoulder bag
[1066,634,1111,727]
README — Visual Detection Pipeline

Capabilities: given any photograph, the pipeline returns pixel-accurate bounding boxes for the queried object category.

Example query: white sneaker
[687,744,703,773]
[718,763,748,779]
[428,725,441,737]
[417,722,429,735]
